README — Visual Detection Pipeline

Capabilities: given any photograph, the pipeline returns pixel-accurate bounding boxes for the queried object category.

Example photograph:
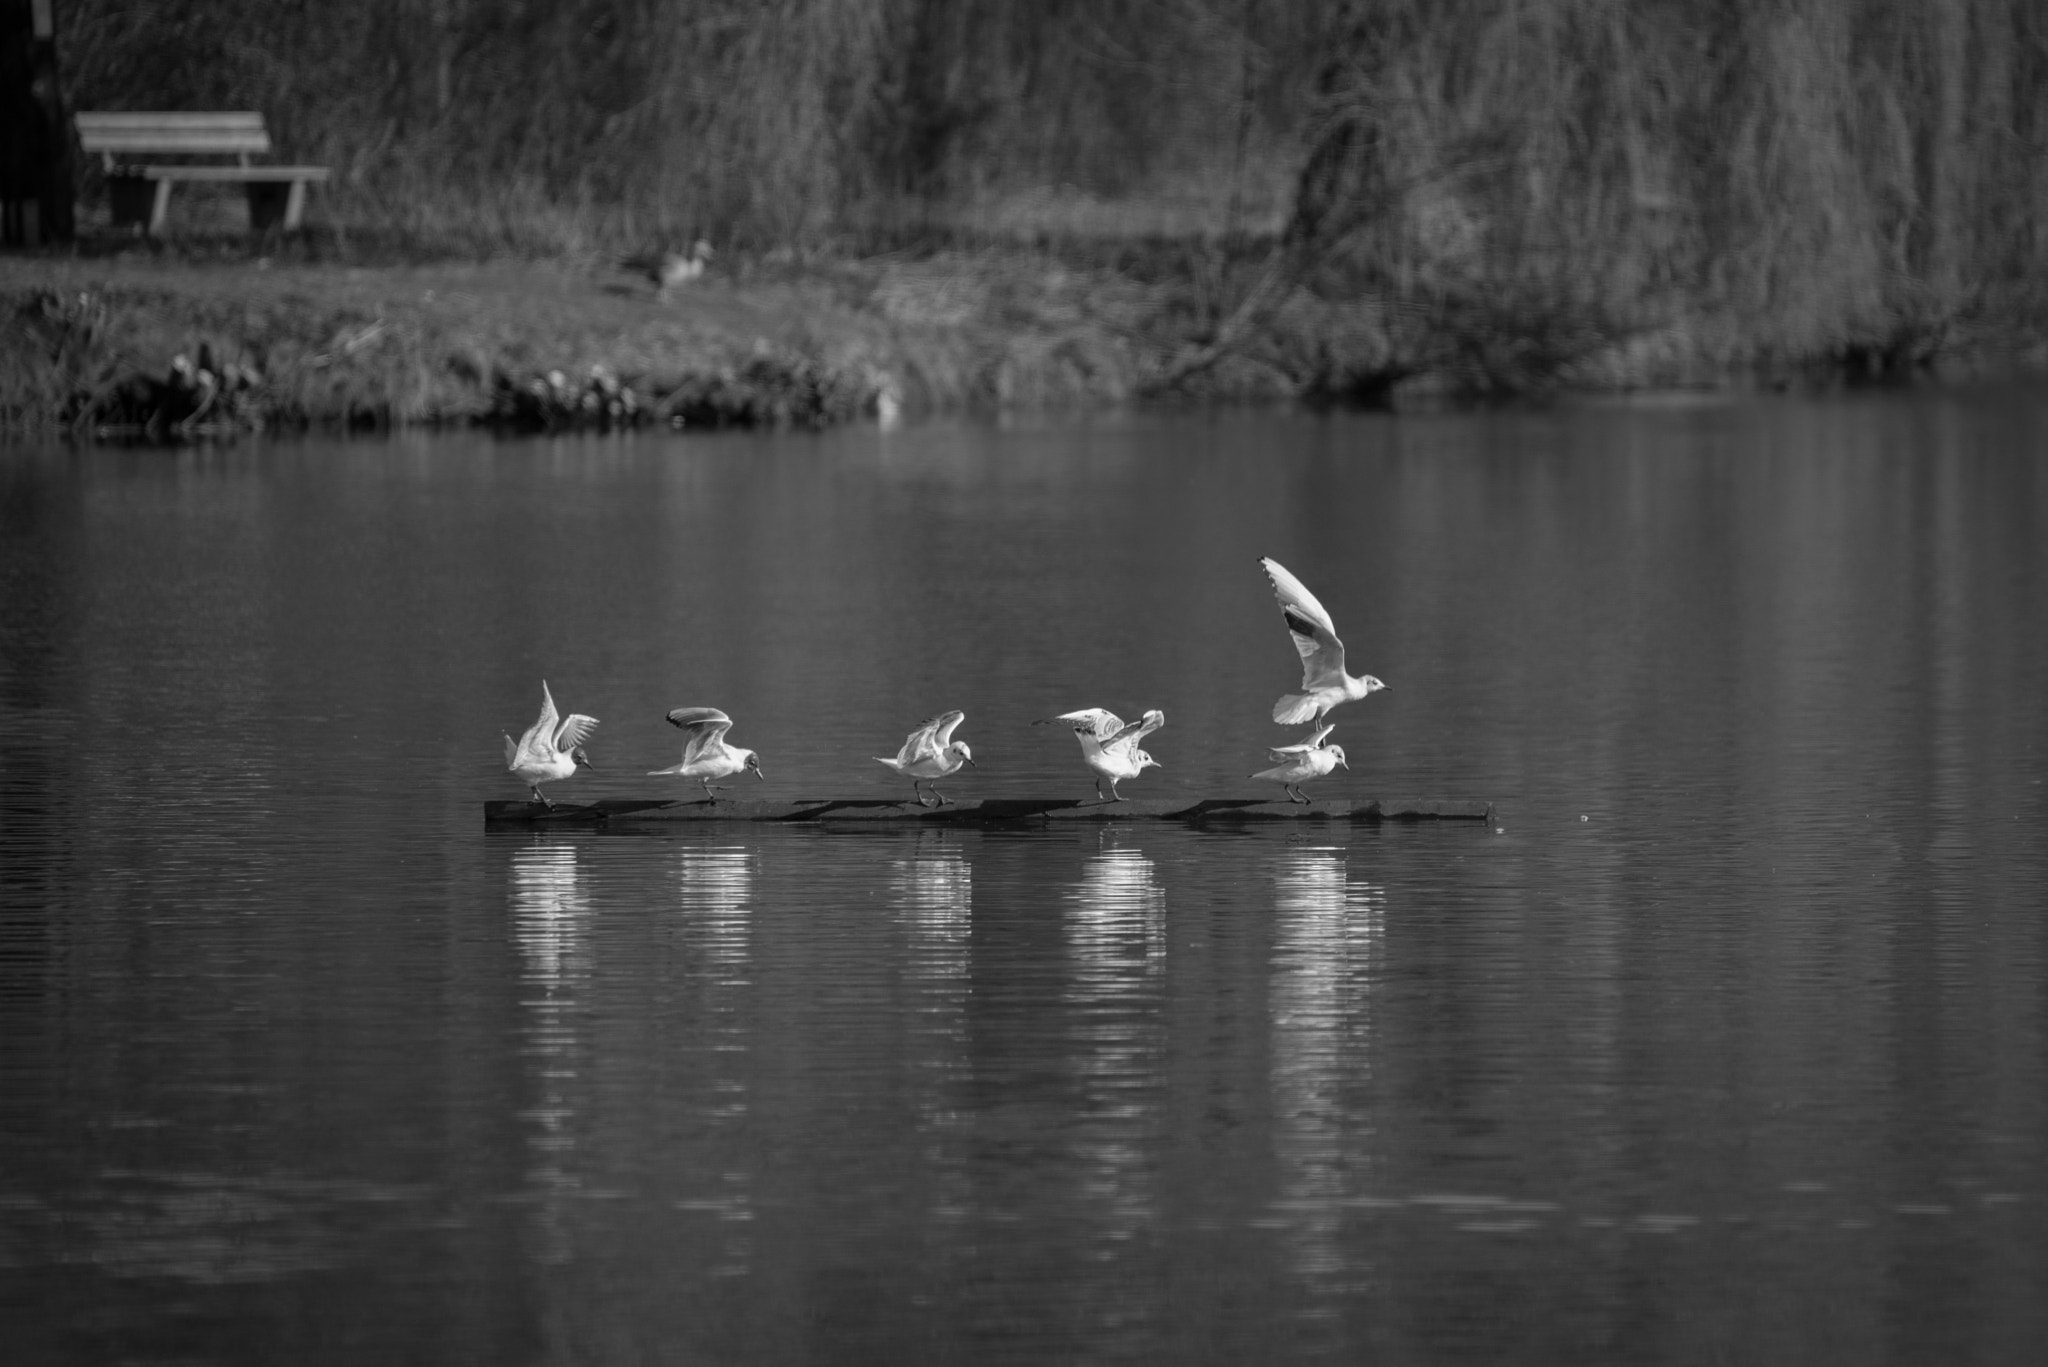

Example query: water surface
[4,393,2046,1365]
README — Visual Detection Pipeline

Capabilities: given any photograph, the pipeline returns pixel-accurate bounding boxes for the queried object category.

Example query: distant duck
[1035,707,1164,802]
[1250,721,1345,804]
[503,681,598,808]
[649,706,762,802]
[875,711,975,807]
[656,240,714,296]
[1260,556,1387,725]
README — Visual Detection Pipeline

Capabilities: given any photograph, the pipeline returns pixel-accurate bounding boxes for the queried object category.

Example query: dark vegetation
[8,0,2048,435]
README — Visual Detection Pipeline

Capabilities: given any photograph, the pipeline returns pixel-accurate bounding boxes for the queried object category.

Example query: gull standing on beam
[503,681,598,809]
[1250,721,1346,804]
[649,707,762,802]
[1034,707,1165,802]
[875,710,975,807]
[1260,556,1387,725]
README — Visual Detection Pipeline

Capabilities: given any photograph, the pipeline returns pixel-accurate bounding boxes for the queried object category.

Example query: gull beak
[755,765,766,781]
[964,757,977,767]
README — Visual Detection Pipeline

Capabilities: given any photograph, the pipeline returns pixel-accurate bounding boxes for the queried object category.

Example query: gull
[503,681,598,809]
[875,710,975,807]
[1260,555,1387,725]
[1249,721,1346,804]
[1034,707,1165,802]
[648,707,762,802]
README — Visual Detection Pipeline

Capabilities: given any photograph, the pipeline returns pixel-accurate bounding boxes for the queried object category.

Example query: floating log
[484,796,1494,827]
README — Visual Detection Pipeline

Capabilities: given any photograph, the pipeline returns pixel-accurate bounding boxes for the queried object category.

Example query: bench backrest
[75,112,273,168]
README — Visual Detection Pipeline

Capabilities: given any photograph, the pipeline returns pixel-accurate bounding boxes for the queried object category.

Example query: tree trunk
[1,0,75,244]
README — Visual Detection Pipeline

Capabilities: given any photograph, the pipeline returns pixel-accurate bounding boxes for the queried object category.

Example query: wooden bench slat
[77,113,272,157]
[81,133,273,155]
[75,111,268,132]
[118,166,331,183]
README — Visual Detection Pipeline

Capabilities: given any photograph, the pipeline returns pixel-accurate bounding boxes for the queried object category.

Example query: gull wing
[1102,708,1164,756]
[510,681,561,765]
[1266,720,1335,761]
[552,712,599,754]
[1047,708,1123,741]
[894,714,944,766]
[1261,556,1350,690]
[929,710,967,750]
[666,707,734,763]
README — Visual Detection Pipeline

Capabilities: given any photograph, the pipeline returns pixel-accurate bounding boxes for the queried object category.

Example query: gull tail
[1272,693,1320,726]
[502,733,517,766]
[647,763,685,775]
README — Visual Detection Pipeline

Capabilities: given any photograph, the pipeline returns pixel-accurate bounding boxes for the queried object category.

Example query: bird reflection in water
[509,839,594,1265]
[1065,834,1168,1333]
[676,845,753,976]
[1270,846,1386,1315]
[889,831,974,1223]
[891,830,972,994]
[672,843,757,1276]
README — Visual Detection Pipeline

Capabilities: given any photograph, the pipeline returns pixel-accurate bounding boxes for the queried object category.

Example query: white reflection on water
[1270,847,1385,1312]
[676,846,753,975]
[510,840,593,1265]
[893,832,972,992]
[889,832,973,1222]
[1066,838,1167,1278]
[673,845,755,1276]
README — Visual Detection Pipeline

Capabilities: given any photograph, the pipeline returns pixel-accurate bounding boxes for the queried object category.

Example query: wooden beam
[484,796,1496,826]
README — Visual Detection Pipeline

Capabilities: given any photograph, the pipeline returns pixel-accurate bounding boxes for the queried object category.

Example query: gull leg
[931,783,951,806]
[531,785,555,811]
[1290,786,1310,805]
[701,779,722,803]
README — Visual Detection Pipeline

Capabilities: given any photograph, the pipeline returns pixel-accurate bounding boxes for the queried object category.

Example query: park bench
[73,111,329,234]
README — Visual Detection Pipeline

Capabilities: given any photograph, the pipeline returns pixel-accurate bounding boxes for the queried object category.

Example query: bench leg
[148,179,173,235]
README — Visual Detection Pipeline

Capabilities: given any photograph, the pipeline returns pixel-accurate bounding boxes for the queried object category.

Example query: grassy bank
[7,231,2045,441]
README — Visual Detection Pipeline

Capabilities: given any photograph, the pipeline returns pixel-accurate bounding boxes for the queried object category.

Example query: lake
[3,391,2046,1365]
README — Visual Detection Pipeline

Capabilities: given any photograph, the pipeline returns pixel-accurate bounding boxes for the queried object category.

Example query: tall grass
[1287,0,2048,374]
[58,0,1317,251]
[47,0,2048,381]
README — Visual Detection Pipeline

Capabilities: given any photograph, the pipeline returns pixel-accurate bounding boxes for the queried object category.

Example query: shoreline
[6,246,2044,440]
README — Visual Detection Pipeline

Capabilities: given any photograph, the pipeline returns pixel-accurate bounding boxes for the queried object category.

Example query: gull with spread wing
[503,681,598,808]
[1260,556,1387,725]
[1250,720,1346,804]
[875,711,975,807]
[649,707,762,802]
[1035,707,1165,802]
